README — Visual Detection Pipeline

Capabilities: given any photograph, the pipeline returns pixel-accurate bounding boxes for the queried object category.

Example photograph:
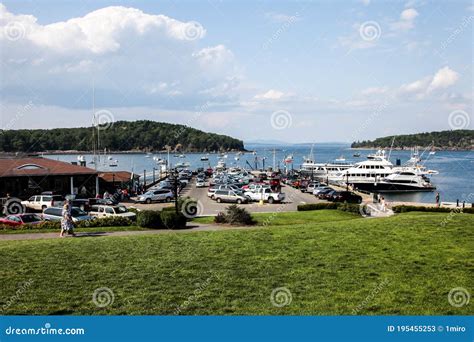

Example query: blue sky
[0,0,472,143]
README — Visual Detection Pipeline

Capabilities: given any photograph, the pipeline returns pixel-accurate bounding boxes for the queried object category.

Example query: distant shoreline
[349,147,473,151]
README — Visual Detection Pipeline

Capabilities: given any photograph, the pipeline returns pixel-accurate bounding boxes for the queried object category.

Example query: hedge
[0,216,132,231]
[297,202,340,211]
[160,211,187,229]
[392,205,474,214]
[137,210,163,228]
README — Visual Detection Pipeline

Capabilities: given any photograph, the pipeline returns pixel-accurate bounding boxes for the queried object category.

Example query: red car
[0,214,43,227]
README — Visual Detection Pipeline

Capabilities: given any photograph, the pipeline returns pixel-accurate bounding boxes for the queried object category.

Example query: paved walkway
[0,223,232,241]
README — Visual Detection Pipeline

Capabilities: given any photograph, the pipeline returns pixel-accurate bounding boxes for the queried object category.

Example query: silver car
[213,190,248,204]
[42,207,93,223]
[137,189,174,204]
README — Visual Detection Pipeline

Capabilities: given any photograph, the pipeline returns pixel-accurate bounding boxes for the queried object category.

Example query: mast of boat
[273,148,276,170]
[388,136,395,161]
[92,81,98,171]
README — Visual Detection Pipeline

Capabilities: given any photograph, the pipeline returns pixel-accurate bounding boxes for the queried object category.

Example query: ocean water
[44,143,474,204]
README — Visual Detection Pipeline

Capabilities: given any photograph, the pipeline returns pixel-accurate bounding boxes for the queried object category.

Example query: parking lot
[127,179,324,216]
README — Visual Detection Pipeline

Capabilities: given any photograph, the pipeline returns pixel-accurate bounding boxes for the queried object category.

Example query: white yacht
[332,149,437,192]
[300,145,352,177]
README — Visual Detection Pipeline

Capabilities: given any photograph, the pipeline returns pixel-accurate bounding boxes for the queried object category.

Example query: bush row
[137,210,187,229]
[392,205,474,214]
[297,202,361,214]
[0,216,133,231]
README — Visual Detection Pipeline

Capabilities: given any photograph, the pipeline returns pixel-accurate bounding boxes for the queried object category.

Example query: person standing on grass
[435,192,440,207]
[60,200,75,238]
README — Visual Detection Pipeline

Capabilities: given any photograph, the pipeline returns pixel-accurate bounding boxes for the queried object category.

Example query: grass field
[0,210,472,315]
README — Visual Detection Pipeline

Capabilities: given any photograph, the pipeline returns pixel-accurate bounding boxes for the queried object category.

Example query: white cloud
[359,0,371,6]
[254,89,286,100]
[264,12,301,24]
[391,8,419,31]
[0,4,236,110]
[399,66,459,98]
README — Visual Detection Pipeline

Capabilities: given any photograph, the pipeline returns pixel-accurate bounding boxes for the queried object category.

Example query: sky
[0,0,472,143]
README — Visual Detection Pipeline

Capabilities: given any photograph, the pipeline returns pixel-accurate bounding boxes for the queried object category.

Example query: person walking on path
[380,196,386,212]
[435,192,440,207]
[60,200,75,238]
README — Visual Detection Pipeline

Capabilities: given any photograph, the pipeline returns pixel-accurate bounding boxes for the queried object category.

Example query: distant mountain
[0,120,245,153]
[351,130,474,150]
[245,139,293,146]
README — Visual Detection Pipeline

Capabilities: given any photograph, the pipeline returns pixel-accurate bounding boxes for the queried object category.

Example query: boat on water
[200,154,209,161]
[335,155,346,162]
[215,159,226,171]
[353,152,361,157]
[330,149,437,192]
[107,156,119,167]
[299,145,353,177]
[175,162,190,168]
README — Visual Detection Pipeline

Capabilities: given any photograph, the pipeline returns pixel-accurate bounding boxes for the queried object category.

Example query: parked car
[301,182,320,193]
[242,184,270,193]
[244,188,285,204]
[196,179,210,188]
[318,189,338,200]
[42,207,93,222]
[89,205,136,220]
[22,194,64,211]
[0,214,43,226]
[212,190,248,204]
[208,185,242,199]
[329,191,362,204]
[313,186,333,196]
[137,189,174,204]
[65,194,91,212]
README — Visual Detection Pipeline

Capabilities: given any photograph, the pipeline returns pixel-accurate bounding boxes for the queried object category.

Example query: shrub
[35,221,61,230]
[137,210,163,229]
[214,205,255,226]
[297,203,339,211]
[392,205,474,214]
[214,212,227,224]
[337,203,361,214]
[160,210,187,229]
[76,216,132,228]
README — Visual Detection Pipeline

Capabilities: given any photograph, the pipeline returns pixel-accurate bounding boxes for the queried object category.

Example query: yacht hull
[350,181,435,193]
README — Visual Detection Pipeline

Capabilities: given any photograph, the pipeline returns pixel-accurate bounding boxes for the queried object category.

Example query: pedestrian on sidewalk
[380,196,386,212]
[60,200,75,238]
[435,192,440,207]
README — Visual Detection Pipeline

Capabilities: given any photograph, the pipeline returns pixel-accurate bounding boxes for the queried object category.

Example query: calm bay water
[44,143,474,204]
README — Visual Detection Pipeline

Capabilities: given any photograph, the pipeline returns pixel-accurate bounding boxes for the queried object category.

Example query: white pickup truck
[244,188,285,204]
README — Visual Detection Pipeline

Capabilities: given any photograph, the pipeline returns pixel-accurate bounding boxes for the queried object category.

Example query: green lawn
[0,210,472,315]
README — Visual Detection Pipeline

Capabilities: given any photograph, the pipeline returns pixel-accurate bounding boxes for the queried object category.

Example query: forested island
[0,120,245,153]
[351,130,474,150]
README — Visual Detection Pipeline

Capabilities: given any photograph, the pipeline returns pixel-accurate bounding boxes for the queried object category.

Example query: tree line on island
[351,130,474,150]
[0,120,245,153]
